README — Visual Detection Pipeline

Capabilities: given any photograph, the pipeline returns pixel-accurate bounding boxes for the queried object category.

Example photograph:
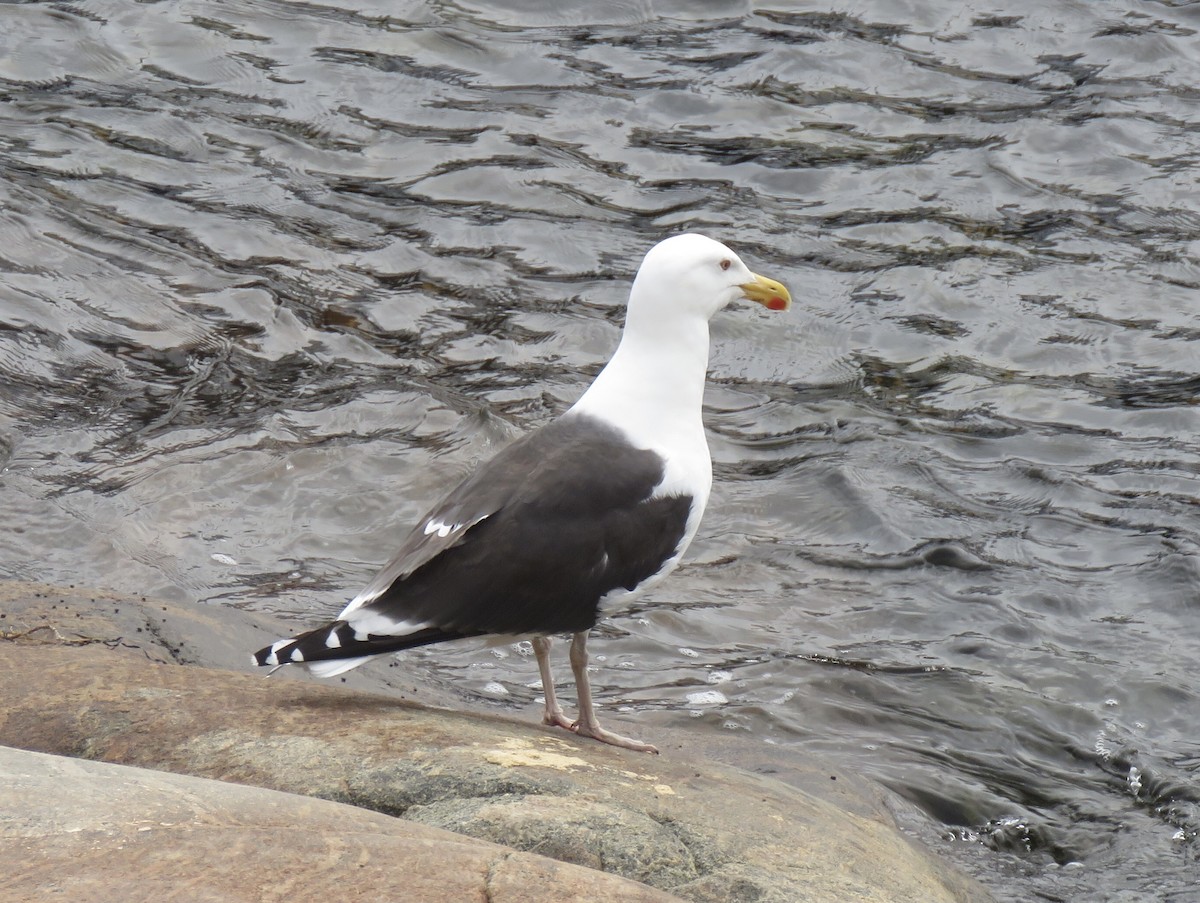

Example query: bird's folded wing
[333,413,693,637]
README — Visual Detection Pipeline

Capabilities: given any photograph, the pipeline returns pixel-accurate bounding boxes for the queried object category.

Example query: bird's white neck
[569,313,711,450]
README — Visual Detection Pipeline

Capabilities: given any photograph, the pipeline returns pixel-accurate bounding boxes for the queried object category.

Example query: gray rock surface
[0,581,994,902]
[1,745,683,903]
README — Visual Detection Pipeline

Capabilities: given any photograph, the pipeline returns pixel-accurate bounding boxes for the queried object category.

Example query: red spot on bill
[767,296,788,311]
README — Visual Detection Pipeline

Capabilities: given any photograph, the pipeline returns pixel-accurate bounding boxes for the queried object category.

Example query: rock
[0,579,451,703]
[0,581,993,902]
[1,745,682,903]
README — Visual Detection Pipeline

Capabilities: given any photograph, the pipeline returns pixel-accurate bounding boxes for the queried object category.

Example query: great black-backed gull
[252,233,791,753]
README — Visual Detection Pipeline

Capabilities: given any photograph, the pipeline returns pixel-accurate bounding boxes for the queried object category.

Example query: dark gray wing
[343,411,694,636]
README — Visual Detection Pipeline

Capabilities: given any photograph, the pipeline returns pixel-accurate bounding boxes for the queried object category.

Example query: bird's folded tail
[251,620,475,678]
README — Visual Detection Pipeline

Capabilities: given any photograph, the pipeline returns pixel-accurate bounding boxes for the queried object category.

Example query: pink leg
[532,636,574,730]
[567,631,658,755]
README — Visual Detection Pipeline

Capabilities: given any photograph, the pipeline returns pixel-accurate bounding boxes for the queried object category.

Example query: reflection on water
[2,2,1198,899]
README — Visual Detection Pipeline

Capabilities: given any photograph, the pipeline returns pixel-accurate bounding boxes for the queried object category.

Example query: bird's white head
[570,233,791,441]
[629,233,791,325]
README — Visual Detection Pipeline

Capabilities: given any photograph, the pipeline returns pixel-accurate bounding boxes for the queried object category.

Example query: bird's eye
[720,259,732,271]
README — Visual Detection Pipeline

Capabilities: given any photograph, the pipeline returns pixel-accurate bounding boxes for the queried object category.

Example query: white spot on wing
[325,631,341,649]
[346,611,430,639]
[424,518,460,538]
[263,639,292,663]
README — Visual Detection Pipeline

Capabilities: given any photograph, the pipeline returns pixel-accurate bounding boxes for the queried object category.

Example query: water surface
[2,2,1198,899]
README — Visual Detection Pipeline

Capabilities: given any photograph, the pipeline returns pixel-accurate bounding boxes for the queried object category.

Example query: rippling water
[2,2,1198,899]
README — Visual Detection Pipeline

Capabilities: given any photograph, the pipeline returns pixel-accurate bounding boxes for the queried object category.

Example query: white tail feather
[304,655,374,678]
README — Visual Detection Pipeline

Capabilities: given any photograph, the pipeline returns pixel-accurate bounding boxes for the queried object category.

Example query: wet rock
[0,581,993,903]
[1,745,681,903]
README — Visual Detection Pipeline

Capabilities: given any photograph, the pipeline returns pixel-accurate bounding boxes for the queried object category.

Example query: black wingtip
[251,646,274,667]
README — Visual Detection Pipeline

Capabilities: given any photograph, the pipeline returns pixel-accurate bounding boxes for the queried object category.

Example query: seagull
[252,233,791,753]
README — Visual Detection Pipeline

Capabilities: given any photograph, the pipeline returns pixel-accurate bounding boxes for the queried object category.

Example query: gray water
[1,1,1198,899]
